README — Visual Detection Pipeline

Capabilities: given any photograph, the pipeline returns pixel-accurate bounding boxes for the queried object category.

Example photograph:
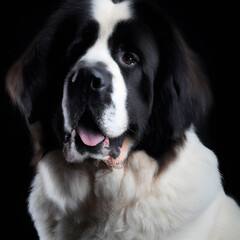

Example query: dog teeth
[71,129,76,141]
[103,137,110,147]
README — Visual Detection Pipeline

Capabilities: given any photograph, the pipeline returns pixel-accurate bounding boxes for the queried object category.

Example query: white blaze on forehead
[61,0,132,162]
[92,0,132,35]
[79,0,132,138]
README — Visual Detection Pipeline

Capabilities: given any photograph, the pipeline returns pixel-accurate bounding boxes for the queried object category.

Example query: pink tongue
[76,125,105,147]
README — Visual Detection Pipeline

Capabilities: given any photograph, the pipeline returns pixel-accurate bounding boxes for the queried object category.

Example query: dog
[6,0,240,239]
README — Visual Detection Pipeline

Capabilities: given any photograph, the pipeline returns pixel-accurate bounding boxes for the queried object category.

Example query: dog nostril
[91,77,104,90]
[91,69,106,90]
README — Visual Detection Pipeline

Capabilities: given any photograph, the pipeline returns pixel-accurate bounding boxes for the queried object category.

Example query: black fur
[7,0,211,165]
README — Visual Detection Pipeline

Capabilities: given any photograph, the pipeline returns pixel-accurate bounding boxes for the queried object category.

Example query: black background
[0,0,239,239]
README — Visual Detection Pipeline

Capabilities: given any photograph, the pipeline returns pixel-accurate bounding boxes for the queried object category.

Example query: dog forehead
[80,0,133,65]
[91,0,132,34]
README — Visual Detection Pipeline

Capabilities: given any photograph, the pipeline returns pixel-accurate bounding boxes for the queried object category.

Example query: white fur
[62,80,72,133]
[80,0,131,138]
[61,0,132,161]
[28,129,240,239]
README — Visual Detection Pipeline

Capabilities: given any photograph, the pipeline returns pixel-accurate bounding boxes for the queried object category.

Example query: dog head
[6,0,211,167]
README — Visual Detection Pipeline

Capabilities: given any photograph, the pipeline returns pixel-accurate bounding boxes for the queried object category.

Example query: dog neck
[32,128,223,238]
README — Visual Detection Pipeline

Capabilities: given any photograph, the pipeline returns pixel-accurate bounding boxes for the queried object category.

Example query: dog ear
[5,34,48,123]
[140,26,212,161]
[5,13,78,124]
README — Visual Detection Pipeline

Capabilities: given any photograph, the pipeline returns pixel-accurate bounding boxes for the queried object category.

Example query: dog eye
[122,52,139,66]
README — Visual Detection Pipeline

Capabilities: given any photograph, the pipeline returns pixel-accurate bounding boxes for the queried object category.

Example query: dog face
[61,1,159,162]
[6,0,211,166]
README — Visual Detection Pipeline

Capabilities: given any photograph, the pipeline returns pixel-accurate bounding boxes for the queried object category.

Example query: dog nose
[71,65,111,92]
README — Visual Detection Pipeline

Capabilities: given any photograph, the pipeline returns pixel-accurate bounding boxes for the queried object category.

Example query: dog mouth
[64,109,126,164]
[76,124,105,147]
[75,110,106,148]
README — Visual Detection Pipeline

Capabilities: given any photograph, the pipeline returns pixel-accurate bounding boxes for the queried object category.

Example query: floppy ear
[5,13,78,123]
[6,34,48,123]
[140,26,212,161]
